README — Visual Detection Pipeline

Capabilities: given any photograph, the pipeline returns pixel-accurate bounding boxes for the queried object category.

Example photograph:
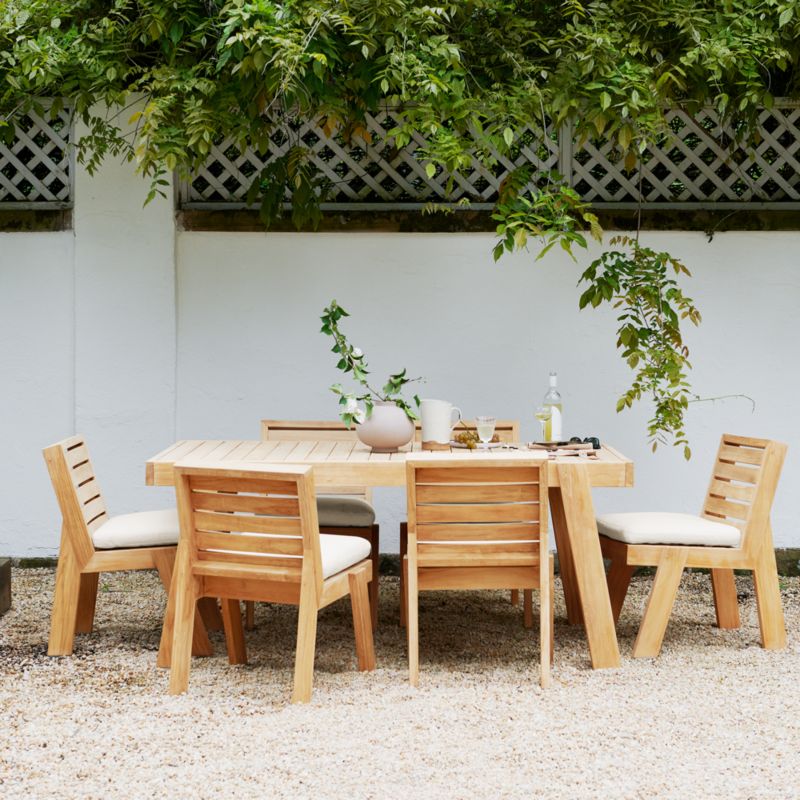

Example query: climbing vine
[2,1,796,449]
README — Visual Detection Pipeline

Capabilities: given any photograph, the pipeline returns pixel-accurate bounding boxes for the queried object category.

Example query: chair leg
[198,598,224,631]
[523,590,533,629]
[607,557,634,624]
[220,599,248,665]
[407,555,419,687]
[540,556,553,689]
[154,548,212,668]
[168,555,199,695]
[753,535,787,650]
[244,601,256,630]
[399,522,408,628]
[349,567,376,671]
[75,572,99,634]
[511,589,520,606]
[711,568,740,629]
[632,549,688,659]
[549,554,555,667]
[369,524,380,632]
[292,577,319,704]
[47,544,82,656]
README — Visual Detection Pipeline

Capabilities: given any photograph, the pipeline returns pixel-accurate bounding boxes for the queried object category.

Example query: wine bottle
[542,371,563,441]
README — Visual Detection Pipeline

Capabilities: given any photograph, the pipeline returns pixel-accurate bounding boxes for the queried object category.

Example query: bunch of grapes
[455,430,480,449]
[454,430,499,449]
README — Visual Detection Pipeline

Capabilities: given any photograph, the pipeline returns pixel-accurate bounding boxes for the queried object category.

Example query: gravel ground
[1,567,799,800]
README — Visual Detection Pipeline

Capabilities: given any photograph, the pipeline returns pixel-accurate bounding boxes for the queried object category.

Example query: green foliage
[578,236,702,458]
[2,1,791,449]
[492,175,603,261]
[321,300,421,426]
[3,1,798,215]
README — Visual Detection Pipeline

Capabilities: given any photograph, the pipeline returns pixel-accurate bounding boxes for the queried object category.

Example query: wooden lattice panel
[183,111,560,206]
[0,107,72,204]
[572,104,800,203]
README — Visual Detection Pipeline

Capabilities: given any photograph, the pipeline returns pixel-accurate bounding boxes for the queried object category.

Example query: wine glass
[534,406,552,442]
[475,416,496,447]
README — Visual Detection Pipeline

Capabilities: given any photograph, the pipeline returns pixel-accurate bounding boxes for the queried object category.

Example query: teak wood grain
[257,420,380,631]
[146,437,634,670]
[146,439,632,489]
[404,453,553,688]
[160,462,375,703]
[600,433,788,658]
[43,436,211,659]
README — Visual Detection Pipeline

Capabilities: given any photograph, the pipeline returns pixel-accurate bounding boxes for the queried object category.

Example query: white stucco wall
[175,229,800,551]
[1,158,798,555]
[0,138,175,556]
[72,123,177,521]
[0,232,74,553]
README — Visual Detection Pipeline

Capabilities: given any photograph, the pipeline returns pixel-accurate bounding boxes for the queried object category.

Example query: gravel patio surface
[1,567,798,799]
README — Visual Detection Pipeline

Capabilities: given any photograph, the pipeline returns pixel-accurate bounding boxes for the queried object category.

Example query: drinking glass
[534,406,552,442]
[475,416,496,447]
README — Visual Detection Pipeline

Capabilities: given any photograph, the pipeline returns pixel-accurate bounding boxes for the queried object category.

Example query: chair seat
[92,509,179,550]
[316,495,376,528]
[320,533,371,578]
[597,512,741,547]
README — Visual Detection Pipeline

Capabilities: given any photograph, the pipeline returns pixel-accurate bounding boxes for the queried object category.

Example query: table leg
[549,486,583,625]
[557,464,620,670]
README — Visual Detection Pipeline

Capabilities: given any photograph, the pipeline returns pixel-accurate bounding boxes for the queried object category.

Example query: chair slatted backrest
[174,463,323,595]
[413,419,520,444]
[407,456,548,568]
[702,433,788,552]
[43,436,108,562]
[260,419,370,499]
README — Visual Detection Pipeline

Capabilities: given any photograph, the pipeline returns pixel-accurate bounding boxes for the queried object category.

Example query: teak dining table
[146,439,634,669]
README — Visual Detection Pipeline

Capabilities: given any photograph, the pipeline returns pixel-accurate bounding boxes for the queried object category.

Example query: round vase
[356,401,415,453]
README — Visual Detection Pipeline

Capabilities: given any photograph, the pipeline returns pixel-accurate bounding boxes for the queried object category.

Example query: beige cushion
[316,495,375,528]
[597,512,741,547]
[319,533,371,578]
[92,508,179,550]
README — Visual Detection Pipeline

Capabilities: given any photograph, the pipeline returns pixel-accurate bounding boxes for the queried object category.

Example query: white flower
[354,408,366,424]
[345,397,359,414]
[352,347,363,358]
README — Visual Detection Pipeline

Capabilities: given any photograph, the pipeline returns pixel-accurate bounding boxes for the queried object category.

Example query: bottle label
[549,405,563,440]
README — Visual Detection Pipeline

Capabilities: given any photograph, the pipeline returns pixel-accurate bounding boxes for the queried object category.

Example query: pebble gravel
[1,567,798,799]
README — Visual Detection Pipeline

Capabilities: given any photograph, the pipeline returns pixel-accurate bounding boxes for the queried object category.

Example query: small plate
[450,440,503,449]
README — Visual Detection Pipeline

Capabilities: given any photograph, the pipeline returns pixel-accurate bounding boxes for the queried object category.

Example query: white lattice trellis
[0,107,73,206]
[181,102,800,210]
[572,103,800,205]
[181,110,559,208]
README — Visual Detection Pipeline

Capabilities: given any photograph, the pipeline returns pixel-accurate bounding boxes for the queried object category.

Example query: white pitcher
[420,398,462,445]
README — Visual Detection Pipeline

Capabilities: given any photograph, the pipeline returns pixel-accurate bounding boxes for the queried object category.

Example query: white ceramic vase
[356,401,415,453]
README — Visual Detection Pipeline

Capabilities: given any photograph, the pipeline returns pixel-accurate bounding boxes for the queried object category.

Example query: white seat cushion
[319,533,372,578]
[316,495,375,528]
[92,509,179,550]
[597,512,741,548]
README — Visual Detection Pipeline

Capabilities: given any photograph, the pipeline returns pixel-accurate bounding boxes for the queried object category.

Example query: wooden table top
[146,439,634,489]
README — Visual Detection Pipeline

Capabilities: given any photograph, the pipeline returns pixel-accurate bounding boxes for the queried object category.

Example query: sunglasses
[568,436,601,450]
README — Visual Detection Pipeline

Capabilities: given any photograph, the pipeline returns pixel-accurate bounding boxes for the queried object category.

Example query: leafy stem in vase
[321,300,422,427]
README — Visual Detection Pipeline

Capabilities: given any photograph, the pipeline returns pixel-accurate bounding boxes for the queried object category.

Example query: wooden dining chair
[163,462,376,703]
[43,435,212,658]
[254,420,379,630]
[598,433,788,658]
[405,454,553,688]
[400,419,521,626]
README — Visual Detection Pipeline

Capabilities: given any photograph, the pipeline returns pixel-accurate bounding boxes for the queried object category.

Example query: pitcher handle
[450,406,462,429]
